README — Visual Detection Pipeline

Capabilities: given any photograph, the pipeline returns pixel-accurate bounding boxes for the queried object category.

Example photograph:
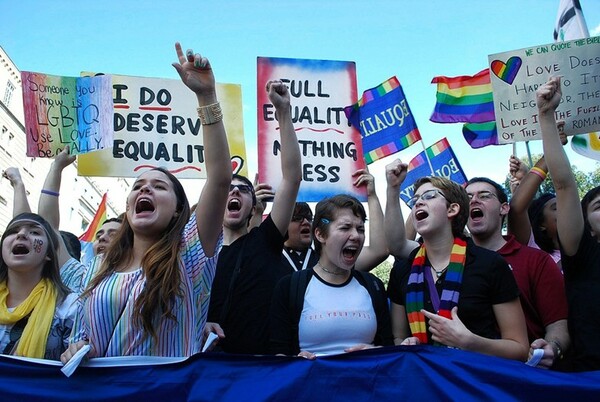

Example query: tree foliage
[503,153,600,199]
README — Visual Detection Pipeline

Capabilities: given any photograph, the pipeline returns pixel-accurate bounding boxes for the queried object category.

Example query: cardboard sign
[21,72,113,157]
[77,74,247,179]
[489,36,600,143]
[257,57,366,202]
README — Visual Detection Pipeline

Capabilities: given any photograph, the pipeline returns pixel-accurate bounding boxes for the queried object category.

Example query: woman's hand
[60,340,90,364]
[172,42,216,103]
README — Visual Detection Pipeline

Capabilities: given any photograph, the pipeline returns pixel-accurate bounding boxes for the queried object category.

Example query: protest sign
[77,74,247,179]
[489,36,600,143]
[21,72,113,157]
[257,57,366,202]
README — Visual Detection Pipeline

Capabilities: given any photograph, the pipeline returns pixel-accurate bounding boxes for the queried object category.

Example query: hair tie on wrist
[530,167,547,181]
[41,189,60,197]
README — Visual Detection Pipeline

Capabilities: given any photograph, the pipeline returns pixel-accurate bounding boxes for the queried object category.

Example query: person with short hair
[270,194,392,358]
[384,159,529,361]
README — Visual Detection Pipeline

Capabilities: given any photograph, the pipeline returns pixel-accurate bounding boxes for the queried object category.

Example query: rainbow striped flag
[79,193,108,242]
[430,69,495,124]
[399,138,467,205]
[345,76,421,164]
[462,121,499,149]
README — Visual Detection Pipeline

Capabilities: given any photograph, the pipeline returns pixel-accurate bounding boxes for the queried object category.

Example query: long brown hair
[82,168,191,339]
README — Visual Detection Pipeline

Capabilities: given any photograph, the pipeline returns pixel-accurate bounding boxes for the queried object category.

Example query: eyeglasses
[229,184,254,194]
[467,191,497,201]
[291,214,313,223]
[407,189,448,208]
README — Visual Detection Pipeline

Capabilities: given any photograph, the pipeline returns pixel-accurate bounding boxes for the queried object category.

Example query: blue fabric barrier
[0,345,598,401]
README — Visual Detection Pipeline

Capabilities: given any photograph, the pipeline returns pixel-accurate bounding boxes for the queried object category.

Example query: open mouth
[227,198,241,211]
[12,244,30,255]
[414,210,429,221]
[300,227,311,235]
[470,208,483,219]
[135,197,155,214]
[342,246,358,259]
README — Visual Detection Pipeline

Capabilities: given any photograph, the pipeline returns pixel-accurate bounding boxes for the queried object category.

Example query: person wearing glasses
[281,202,319,272]
[384,159,529,361]
[204,80,302,355]
[465,177,569,369]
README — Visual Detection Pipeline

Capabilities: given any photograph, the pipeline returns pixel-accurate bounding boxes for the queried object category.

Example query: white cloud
[591,24,600,36]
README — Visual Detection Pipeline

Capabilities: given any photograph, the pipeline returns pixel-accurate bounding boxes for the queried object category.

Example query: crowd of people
[0,45,598,374]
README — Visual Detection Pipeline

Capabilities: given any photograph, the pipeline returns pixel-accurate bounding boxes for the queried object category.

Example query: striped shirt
[70,214,221,357]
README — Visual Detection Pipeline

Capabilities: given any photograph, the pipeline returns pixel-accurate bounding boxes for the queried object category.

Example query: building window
[3,80,15,106]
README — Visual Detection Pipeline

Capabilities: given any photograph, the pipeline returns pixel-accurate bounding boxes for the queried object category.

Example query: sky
[2,0,600,205]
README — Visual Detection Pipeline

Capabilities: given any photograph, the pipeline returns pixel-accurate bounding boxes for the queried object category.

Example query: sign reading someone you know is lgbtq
[21,72,113,157]
[77,74,247,179]
[257,57,366,202]
[489,36,600,144]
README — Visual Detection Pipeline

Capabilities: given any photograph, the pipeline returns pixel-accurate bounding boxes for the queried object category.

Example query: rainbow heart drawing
[231,156,244,174]
[491,56,522,85]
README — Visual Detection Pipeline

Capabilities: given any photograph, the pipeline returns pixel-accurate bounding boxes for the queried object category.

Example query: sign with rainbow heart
[257,57,366,202]
[488,36,600,144]
[77,74,248,179]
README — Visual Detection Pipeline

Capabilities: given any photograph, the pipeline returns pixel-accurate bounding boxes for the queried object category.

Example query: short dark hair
[414,176,469,238]
[293,202,313,219]
[581,186,600,235]
[60,230,81,261]
[312,194,366,255]
[528,193,556,253]
[466,177,508,204]
[232,174,256,206]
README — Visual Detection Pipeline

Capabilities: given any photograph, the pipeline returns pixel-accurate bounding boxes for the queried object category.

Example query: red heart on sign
[231,156,243,174]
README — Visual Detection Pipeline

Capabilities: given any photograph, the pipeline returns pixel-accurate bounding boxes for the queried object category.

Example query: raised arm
[266,81,302,235]
[507,155,540,244]
[3,167,31,216]
[538,77,583,256]
[248,174,274,230]
[38,146,76,229]
[173,42,232,257]
[384,159,419,258]
[353,168,388,271]
[38,146,76,267]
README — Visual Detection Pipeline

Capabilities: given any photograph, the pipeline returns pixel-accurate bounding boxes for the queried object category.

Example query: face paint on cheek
[33,239,44,254]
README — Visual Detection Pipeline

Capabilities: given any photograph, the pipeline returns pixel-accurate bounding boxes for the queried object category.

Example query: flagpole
[420,140,435,176]
[525,141,534,168]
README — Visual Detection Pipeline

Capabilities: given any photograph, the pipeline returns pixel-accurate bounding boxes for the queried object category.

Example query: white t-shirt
[298,274,376,356]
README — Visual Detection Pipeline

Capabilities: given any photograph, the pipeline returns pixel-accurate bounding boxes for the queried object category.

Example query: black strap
[3,314,30,355]
[220,237,247,325]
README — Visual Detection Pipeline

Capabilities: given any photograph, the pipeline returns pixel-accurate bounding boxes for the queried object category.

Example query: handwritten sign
[489,36,600,143]
[21,72,113,157]
[257,57,366,202]
[77,74,247,179]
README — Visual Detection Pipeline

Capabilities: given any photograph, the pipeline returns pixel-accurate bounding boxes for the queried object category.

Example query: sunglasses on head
[229,184,254,194]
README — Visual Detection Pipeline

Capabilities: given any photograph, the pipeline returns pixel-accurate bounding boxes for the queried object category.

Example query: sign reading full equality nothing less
[489,36,600,144]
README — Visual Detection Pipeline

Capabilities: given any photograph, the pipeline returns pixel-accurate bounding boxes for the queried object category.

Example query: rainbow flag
[345,76,421,164]
[430,69,495,124]
[399,138,467,205]
[79,193,108,242]
[462,121,499,149]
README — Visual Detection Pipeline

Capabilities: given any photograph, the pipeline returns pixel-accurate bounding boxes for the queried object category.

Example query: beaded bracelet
[197,102,223,125]
[530,167,547,181]
[41,189,60,197]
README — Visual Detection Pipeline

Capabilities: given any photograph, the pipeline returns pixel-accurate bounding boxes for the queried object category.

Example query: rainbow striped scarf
[406,237,467,344]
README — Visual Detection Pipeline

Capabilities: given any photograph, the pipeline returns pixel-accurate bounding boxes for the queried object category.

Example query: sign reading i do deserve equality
[489,36,600,144]
[77,74,248,179]
[257,57,366,202]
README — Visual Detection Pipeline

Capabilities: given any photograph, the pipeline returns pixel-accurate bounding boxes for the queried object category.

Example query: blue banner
[0,346,598,401]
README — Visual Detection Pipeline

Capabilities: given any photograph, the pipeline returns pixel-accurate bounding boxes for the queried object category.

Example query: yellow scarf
[0,279,56,358]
